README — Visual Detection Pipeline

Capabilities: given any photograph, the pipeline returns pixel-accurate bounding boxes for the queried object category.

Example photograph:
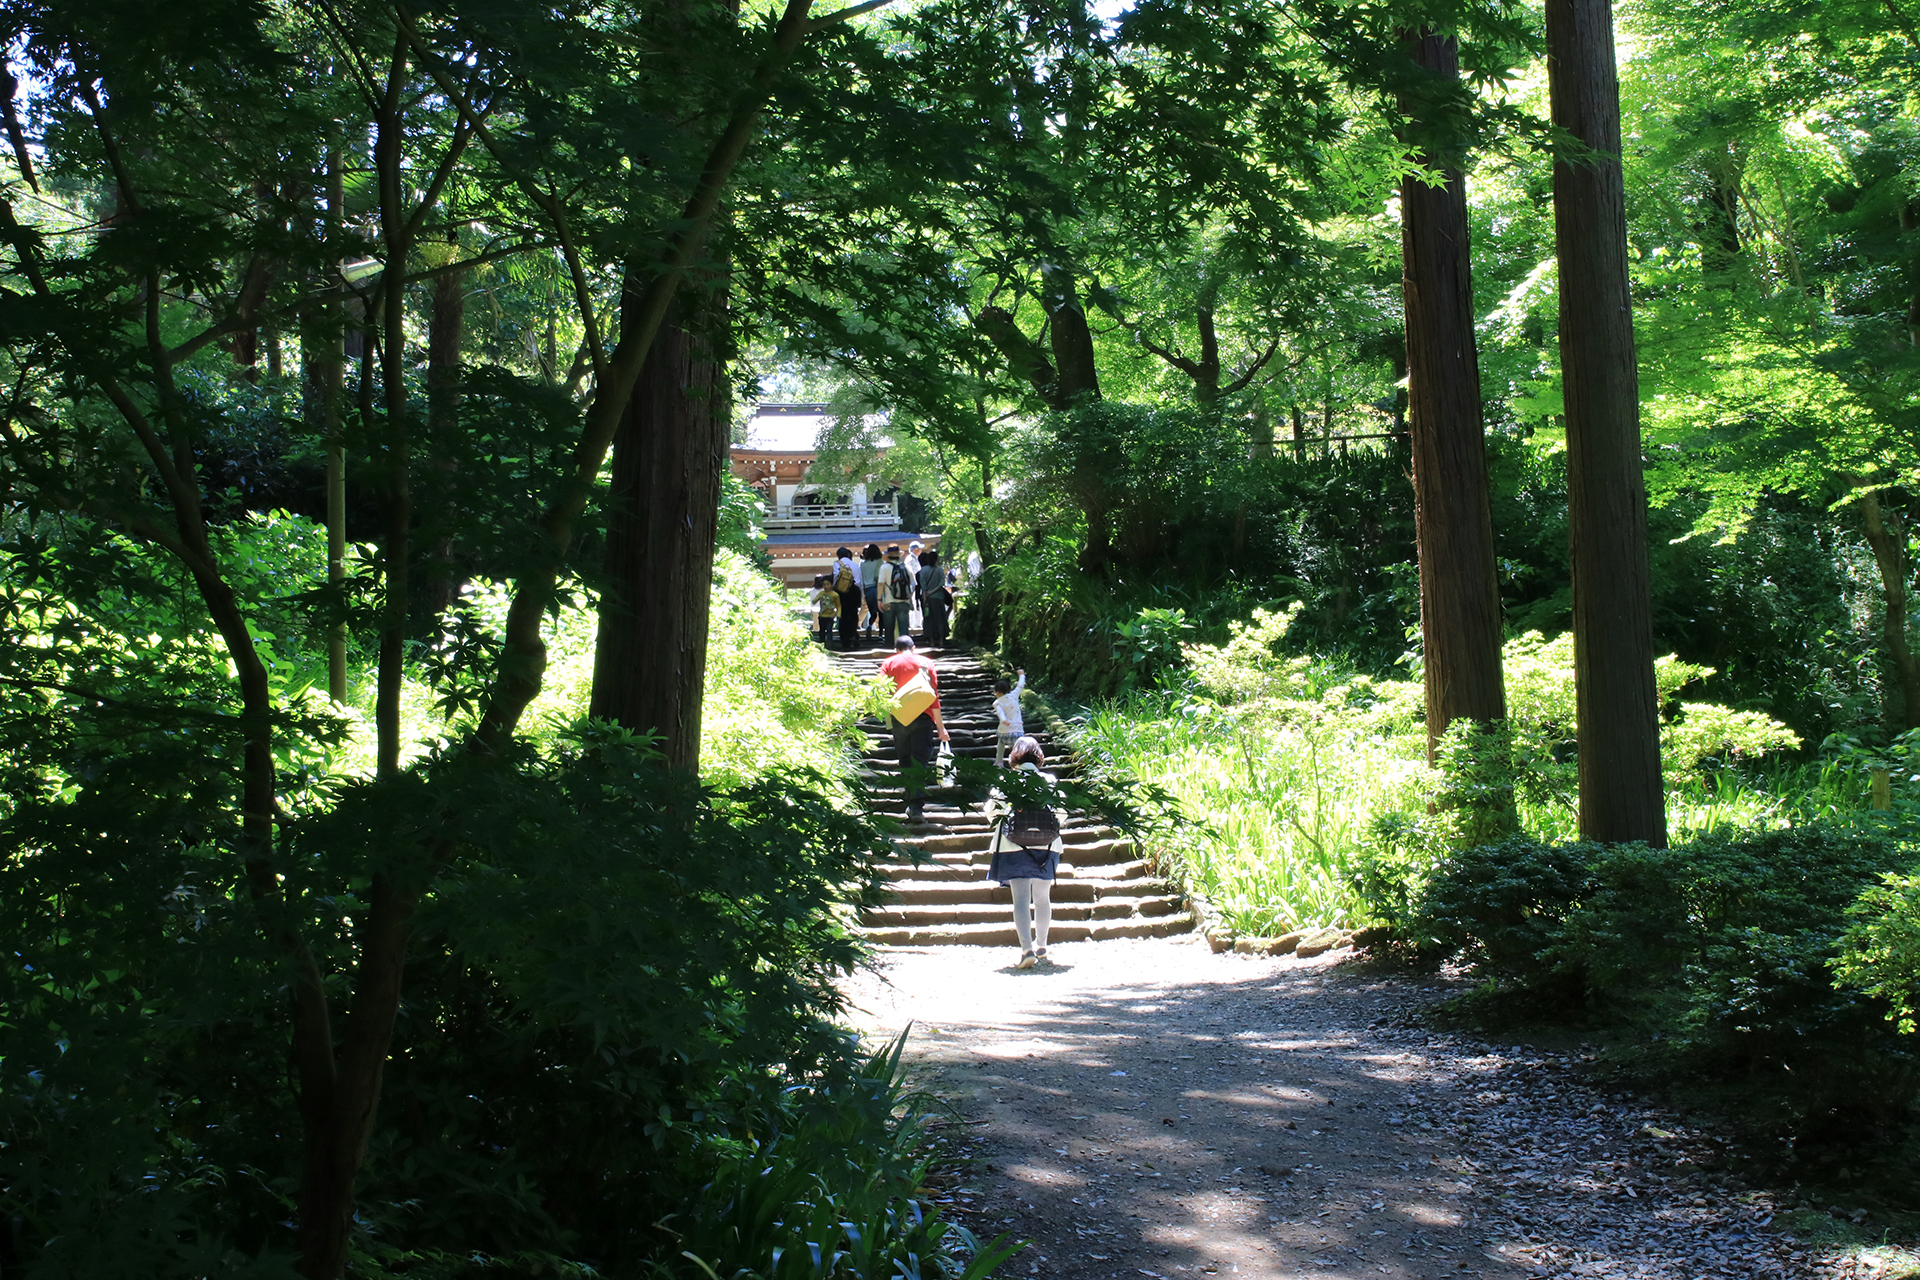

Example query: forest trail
[828,645,1194,946]
[843,937,1846,1280]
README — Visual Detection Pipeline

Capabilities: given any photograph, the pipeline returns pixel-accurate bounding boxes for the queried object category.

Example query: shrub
[1415,836,1601,985]
[1835,867,1920,1035]
[1407,825,1920,1142]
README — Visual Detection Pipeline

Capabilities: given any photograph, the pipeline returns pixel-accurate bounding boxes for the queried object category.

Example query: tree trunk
[316,142,348,702]
[1291,404,1306,463]
[1546,0,1667,846]
[1249,398,1273,460]
[1860,488,1920,732]
[955,445,1003,645]
[589,294,727,772]
[422,259,467,619]
[1399,29,1507,766]
[1701,147,1741,284]
[974,306,1061,407]
[1191,289,1221,409]
[1040,262,1101,405]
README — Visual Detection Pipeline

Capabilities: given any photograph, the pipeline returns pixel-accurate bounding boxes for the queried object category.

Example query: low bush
[1389,824,1920,1152]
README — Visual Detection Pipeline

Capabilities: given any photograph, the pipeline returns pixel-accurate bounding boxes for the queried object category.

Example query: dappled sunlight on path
[843,936,1839,1280]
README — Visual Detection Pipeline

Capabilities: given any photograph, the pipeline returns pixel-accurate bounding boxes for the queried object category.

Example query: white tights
[1010,878,1053,953]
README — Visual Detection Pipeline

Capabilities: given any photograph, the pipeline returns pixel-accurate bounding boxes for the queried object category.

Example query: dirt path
[843,935,1860,1280]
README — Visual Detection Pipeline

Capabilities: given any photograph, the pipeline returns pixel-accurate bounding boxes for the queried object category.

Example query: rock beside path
[842,935,1908,1280]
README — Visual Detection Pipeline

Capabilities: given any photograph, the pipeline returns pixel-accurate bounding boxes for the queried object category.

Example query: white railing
[764,501,901,531]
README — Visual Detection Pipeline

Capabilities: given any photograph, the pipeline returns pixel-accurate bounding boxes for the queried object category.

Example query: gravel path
[843,935,1895,1280]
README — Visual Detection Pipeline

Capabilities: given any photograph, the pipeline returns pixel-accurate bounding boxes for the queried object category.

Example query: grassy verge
[1060,610,1857,939]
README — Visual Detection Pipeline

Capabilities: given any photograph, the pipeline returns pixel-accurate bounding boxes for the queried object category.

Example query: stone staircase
[827,644,1196,947]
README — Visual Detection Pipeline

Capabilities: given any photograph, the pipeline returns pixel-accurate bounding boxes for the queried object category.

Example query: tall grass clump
[1075,605,1821,938]
[1076,605,1429,932]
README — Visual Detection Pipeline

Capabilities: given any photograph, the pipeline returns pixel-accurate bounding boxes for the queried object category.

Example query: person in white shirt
[992,668,1027,767]
[905,541,924,613]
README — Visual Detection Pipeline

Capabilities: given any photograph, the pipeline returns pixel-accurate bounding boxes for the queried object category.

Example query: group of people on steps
[808,540,954,649]
[878,637,1062,970]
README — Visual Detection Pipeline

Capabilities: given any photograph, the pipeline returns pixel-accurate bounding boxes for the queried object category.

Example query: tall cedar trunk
[1291,404,1306,462]
[422,261,467,619]
[589,301,726,772]
[1399,30,1508,761]
[1546,0,1667,846]
[1860,489,1920,731]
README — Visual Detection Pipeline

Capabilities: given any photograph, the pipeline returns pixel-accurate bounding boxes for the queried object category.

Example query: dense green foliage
[0,499,994,1274]
[11,0,1920,1259]
[1075,601,1814,936]
[1372,826,1920,1166]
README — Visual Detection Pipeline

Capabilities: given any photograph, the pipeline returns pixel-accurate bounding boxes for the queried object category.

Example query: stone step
[880,877,1176,903]
[854,912,1197,948]
[859,895,1187,927]
[838,646,1192,948]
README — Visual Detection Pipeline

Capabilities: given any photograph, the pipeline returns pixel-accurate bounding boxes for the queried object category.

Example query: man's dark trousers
[891,713,938,820]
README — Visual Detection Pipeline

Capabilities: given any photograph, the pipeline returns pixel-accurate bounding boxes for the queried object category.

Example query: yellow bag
[889,668,937,724]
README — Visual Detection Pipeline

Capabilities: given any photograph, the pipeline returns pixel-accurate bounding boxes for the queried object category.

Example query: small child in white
[992,668,1027,767]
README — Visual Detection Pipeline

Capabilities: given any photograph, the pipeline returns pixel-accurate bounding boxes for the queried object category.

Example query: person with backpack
[916,548,951,647]
[878,544,913,645]
[879,635,948,823]
[833,546,861,649]
[808,572,839,646]
[987,735,1064,967]
[858,543,884,641]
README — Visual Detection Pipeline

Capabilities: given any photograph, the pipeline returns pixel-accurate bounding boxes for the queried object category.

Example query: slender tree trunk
[422,258,467,619]
[1860,488,1920,731]
[1399,30,1507,765]
[297,51,421,1278]
[1546,0,1666,846]
[1291,404,1306,463]
[1249,398,1273,461]
[589,294,727,772]
[322,142,348,703]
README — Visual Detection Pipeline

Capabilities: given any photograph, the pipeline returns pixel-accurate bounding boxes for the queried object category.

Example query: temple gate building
[729,403,940,588]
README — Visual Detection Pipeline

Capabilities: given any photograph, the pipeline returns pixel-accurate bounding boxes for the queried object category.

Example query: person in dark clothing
[879,635,948,822]
[916,549,950,647]
[833,545,861,649]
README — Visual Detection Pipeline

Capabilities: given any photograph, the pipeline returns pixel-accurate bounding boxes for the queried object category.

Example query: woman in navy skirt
[987,736,1064,968]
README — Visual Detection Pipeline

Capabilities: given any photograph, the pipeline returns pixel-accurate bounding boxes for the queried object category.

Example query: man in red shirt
[879,636,950,822]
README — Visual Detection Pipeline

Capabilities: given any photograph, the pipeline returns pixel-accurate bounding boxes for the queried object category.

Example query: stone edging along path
[842,936,1917,1280]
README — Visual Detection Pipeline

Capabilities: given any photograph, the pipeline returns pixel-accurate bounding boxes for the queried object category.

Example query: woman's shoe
[1016,951,1037,969]
[1033,946,1049,962]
